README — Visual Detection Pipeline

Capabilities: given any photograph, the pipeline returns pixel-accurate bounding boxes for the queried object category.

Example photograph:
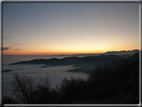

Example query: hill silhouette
[9,51,139,75]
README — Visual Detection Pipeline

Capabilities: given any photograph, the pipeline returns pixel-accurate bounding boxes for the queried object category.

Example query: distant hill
[9,50,140,75]
[103,49,139,56]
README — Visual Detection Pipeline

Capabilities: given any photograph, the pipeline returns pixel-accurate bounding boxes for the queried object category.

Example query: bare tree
[32,75,51,103]
[12,73,35,103]
[11,73,53,104]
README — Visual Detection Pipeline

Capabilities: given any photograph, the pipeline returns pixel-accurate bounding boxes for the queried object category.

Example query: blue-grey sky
[3,3,139,55]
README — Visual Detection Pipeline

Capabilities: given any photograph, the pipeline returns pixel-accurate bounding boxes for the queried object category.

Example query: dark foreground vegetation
[2,52,139,104]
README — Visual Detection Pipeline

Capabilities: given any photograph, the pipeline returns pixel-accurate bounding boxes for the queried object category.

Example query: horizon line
[2,49,140,56]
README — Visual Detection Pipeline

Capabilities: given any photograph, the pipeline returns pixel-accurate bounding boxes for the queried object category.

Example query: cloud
[14,48,21,51]
[2,47,10,51]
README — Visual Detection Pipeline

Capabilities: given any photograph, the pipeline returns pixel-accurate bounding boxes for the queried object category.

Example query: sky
[2,3,139,55]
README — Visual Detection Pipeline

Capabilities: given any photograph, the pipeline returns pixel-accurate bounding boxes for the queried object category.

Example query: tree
[102,62,114,81]
[91,64,103,84]
[58,77,87,102]
[12,73,35,103]
[12,73,52,104]
[31,75,52,104]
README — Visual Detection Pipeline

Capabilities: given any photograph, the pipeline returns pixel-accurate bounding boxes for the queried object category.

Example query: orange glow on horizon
[2,47,139,55]
[2,51,104,55]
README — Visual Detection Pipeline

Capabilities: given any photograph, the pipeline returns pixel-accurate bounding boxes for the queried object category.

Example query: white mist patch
[3,64,89,96]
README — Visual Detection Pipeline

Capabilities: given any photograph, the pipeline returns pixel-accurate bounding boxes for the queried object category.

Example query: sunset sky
[3,3,139,55]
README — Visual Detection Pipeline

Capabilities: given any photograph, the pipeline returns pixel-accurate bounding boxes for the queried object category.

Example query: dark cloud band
[2,47,10,51]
